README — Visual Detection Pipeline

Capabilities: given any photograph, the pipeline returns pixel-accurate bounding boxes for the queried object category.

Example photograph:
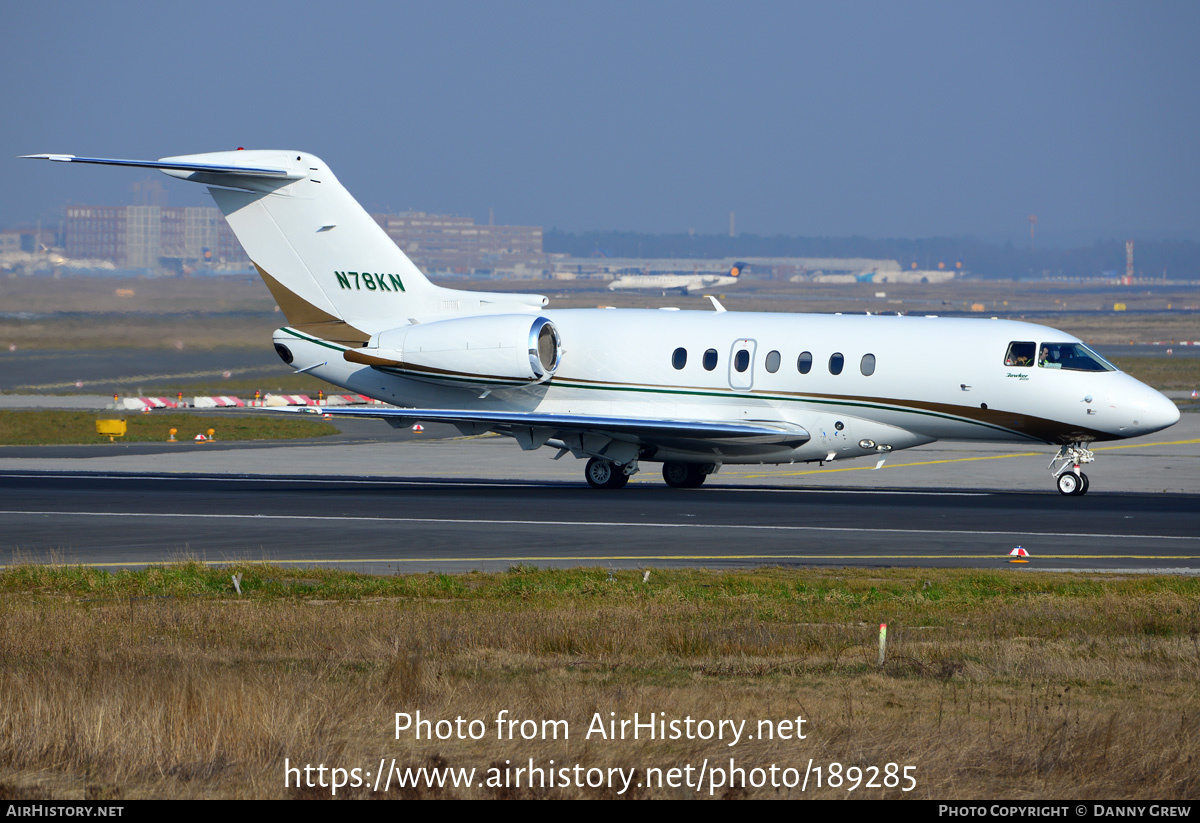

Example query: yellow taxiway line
[740,438,1200,479]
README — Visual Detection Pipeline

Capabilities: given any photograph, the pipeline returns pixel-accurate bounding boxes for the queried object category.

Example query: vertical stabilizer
[195,150,442,343]
[24,150,548,341]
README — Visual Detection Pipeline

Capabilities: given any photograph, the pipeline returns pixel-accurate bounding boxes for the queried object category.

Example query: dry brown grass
[0,315,279,351]
[0,274,276,314]
[0,565,1197,799]
[1111,358,1200,391]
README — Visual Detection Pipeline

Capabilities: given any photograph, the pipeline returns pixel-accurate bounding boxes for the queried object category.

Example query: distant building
[0,230,25,256]
[64,205,249,272]
[0,226,58,254]
[58,203,546,276]
[372,212,545,276]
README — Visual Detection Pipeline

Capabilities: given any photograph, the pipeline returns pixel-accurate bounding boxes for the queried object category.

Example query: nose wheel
[1056,470,1089,496]
[1050,443,1093,496]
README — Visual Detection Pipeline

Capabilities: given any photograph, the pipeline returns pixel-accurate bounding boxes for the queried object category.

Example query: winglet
[706,295,727,313]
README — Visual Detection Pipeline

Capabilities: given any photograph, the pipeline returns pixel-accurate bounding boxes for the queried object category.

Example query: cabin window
[703,348,718,371]
[829,352,844,375]
[734,349,750,373]
[1038,342,1117,372]
[672,347,687,370]
[765,350,781,373]
[1005,341,1036,368]
[797,351,813,374]
[860,353,876,376]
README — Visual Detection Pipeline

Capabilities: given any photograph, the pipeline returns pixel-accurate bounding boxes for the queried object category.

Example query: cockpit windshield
[1037,342,1116,372]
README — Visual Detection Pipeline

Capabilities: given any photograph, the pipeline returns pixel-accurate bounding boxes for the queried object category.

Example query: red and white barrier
[263,394,315,407]
[320,394,376,406]
[119,397,180,411]
[192,395,247,409]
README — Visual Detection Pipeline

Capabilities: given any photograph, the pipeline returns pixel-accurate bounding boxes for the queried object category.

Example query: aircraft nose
[1137,388,1180,434]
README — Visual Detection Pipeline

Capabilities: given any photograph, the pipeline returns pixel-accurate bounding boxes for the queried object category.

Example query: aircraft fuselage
[276,309,1177,467]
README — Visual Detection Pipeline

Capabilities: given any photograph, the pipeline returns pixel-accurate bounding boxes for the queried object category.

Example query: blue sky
[4,1,1198,242]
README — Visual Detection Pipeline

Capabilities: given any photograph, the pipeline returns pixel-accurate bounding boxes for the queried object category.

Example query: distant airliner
[607,263,745,294]
[25,150,1180,494]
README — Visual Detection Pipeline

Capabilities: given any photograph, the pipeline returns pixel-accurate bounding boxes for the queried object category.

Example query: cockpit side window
[1005,341,1035,368]
[1038,342,1116,372]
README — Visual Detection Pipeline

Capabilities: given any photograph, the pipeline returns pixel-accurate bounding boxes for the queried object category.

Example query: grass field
[1110,357,1200,391]
[0,564,1196,799]
[0,410,336,445]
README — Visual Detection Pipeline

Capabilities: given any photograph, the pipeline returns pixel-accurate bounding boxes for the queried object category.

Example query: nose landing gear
[1056,470,1089,496]
[1050,443,1094,496]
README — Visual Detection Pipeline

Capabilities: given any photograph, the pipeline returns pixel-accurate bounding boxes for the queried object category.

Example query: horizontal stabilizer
[20,154,299,178]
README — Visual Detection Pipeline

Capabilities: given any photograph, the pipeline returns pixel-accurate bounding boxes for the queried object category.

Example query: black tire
[662,462,691,487]
[662,462,708,488]
[1056,472,1081,496]
[586,458,628,489]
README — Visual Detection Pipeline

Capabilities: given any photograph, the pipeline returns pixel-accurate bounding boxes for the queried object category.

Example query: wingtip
[19,154,75,161]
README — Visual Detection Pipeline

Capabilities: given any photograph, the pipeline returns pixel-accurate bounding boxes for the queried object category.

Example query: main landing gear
[661,461,712,488]
[1050,442,1094,496]
[585,457,632,489]
[583,458,716,489]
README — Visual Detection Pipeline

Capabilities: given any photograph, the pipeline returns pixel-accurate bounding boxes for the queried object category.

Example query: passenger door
[728,338,756,390]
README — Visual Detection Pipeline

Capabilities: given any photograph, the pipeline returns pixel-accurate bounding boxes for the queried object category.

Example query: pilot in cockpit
[1039,346,1062,368]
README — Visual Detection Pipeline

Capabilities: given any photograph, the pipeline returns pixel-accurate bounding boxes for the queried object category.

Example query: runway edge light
[1009,546,1030,563]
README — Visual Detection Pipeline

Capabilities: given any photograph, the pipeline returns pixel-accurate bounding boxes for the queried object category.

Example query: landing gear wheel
[1049,443,1095,497]
[585,458,630,489]
[662,462,708,488]
[1057,472,1085,496]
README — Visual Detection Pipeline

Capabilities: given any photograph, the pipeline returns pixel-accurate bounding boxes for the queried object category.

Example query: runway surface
[2,413,1198,574]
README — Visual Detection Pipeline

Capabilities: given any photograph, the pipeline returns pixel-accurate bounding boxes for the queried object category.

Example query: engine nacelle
[344,314,561,385]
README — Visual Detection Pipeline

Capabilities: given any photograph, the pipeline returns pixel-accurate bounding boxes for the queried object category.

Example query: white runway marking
[1,509,1196,542]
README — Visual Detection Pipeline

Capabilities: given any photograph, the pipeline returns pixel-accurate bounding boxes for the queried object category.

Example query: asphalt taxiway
[1,413,1197,574]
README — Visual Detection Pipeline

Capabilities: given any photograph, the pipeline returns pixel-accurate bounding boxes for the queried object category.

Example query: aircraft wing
[299,406,810,457]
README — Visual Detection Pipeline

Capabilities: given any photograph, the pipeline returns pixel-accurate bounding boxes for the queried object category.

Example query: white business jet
[24,150,1180,494]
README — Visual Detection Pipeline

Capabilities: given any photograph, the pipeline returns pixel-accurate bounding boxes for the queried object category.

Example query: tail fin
[729,261,747,278]
[24,150,546,343]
